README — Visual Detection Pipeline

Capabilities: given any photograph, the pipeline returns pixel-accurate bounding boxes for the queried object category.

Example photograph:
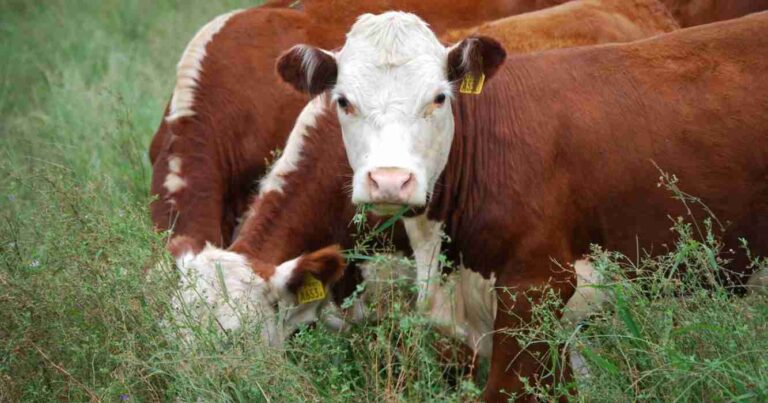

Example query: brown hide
[443,0,679,49]
[661,0,768,26]
[301,0,569,34]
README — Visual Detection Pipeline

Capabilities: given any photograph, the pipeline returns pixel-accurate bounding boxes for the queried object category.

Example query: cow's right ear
[277,45,338,96]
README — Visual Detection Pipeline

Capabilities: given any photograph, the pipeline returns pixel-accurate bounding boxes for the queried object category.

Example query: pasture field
[1,0,767,401]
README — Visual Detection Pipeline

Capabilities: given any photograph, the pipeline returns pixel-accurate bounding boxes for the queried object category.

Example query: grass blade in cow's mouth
[370,203,409,217]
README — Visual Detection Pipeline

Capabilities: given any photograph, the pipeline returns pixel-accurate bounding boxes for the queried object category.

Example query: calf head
[173,244,345,347]
[277,11,505,213]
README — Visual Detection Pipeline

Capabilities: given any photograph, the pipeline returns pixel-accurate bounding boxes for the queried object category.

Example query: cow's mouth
[370,203,408,217]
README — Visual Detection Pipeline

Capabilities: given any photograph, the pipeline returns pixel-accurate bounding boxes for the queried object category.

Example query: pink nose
[367,168,416,203]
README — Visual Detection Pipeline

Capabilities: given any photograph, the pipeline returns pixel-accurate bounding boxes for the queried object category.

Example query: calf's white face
[277,12,506,212]
[172,244,345,347]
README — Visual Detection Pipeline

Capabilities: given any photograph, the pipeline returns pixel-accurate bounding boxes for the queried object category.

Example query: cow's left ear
[446,36,506,83]
[277,45,338,96]
[271,245,346,298]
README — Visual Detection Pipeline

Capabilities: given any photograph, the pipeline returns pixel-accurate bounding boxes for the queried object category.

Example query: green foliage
[1,1,766,401]
[503,175,768,402]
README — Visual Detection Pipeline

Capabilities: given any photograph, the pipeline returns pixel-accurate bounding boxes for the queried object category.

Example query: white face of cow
[332,13,453,208]
[277,12,506,213]
[172,244,346,347]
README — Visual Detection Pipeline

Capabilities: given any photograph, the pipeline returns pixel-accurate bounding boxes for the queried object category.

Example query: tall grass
[1,1,767,401]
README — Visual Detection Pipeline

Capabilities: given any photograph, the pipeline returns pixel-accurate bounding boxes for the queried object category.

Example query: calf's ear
[277,45,338,96]
[271,245,346,297]
[446,36,506,83]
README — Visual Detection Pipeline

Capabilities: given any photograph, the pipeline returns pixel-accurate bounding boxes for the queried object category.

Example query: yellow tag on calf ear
[459,72,486,95]
[297,273,326,305]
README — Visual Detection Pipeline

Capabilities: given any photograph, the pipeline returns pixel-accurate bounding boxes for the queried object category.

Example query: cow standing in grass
[276,11,768,400]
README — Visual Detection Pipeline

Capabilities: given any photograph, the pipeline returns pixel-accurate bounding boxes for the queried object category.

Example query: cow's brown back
[662,0,768,27]
[443,0,679,50]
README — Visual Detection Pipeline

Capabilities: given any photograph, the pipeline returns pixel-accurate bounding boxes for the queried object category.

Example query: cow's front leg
[402,215,444,306]
[483,252,576,402]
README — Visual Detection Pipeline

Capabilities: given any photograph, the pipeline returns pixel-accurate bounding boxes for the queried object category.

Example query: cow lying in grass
[275,10,768,401]
[169,0,679,365]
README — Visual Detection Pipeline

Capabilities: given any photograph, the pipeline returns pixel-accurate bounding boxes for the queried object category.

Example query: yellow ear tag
[297,273,326,305]
[459,72,486,95]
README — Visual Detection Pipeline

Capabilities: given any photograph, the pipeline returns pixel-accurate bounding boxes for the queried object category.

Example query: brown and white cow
[172,0,679,350]
[150,0,569,258]
[276,10,768,401]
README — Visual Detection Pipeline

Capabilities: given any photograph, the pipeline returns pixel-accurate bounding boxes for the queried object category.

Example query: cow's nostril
[402,173,414,189]
[368,171,379,190]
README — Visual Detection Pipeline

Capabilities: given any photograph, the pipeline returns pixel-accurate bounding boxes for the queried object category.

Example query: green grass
[1,1,767,401]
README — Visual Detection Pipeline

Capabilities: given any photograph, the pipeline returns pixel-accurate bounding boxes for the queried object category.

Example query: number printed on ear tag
[297,273,326,304]
[459,72,486,95]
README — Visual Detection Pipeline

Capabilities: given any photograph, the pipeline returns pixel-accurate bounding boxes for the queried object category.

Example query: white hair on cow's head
[171,244,345,348]
[345,12,444,67]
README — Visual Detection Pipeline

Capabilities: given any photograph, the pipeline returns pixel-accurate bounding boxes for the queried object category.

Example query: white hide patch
[166,9,243,122]
[457,268,497,358]
[163,156,187,193]
[172,246,340,347]
[563,259,608,324]
[402,215,444,305]
[259,95,327,194]
[427,267,497,359]
[421,258,608,360]
[402,215,498,357]
[173,244,276,340]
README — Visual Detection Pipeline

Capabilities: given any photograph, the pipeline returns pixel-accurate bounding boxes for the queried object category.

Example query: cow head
[173,244,345,347]
[277,12,505,213]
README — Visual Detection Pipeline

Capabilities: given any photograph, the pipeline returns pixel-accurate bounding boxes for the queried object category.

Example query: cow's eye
[336,96,355,115]
[434,93,447,105]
